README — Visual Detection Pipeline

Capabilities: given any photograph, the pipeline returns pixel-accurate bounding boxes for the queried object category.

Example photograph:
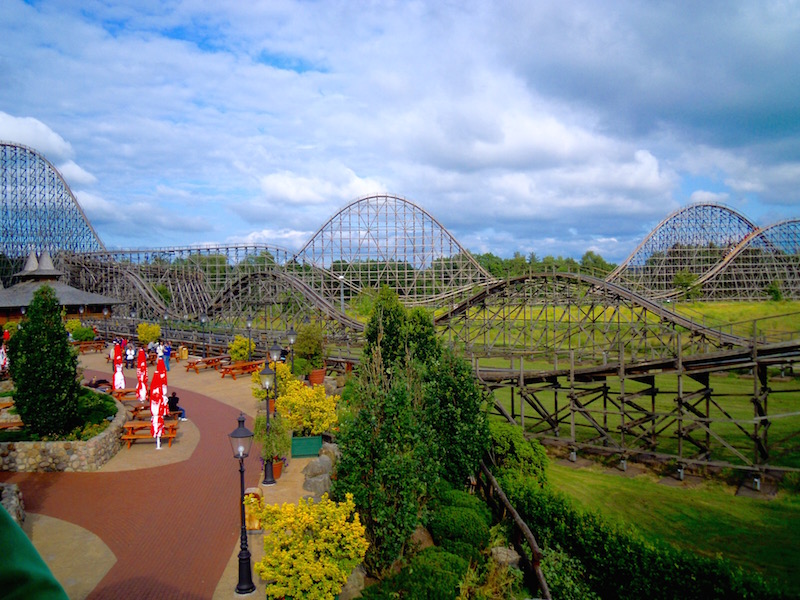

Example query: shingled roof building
[0,250,121,325]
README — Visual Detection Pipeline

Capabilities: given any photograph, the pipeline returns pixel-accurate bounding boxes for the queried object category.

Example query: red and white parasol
[113,343,126,390]
[149,357,169,448]
[136,349,148,402]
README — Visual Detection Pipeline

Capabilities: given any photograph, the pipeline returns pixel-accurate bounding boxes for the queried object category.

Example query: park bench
[72,340,106,353]
[219,360,265,380]
[184,355,230,374]
[120,420,179,449]
[0,401,13,411]
[0,420,23,430]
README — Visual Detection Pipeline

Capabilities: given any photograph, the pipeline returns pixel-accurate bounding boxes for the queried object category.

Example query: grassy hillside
[547,461,800,595]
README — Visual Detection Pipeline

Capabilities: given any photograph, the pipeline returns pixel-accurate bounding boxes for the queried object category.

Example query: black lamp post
[163,311,169,341]
[102,307,109,341]
[78,305,84,325]
[286,326,296,376]
[228,413,256,594]
[269,341,282,416]
[246,315,253,361]
[259,364,276,486]
[130,309,137,339]
[200,313,208,358]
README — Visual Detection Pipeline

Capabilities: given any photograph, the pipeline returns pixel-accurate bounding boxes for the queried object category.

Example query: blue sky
[1,1,799,262]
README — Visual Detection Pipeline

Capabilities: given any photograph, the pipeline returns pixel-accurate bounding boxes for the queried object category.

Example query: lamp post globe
[102,307,109,341]
[259,364,276,486]
[228,414,256,594]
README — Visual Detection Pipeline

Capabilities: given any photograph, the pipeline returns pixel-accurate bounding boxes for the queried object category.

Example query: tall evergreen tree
[7,285,80,436]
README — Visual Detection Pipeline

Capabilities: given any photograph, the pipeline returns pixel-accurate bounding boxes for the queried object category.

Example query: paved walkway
[0,352,311,599]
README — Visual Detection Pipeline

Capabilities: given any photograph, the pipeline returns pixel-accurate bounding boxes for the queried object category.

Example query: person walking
[163,341,172,371]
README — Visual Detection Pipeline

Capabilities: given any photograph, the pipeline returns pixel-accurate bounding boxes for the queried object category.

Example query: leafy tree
[422,347,489,487]
[7,285,80,436]
[765,280,783,302]
[673,269,701,300]
[153,283,172,305]
[364,285,408,369]
[404,307,441,367]
[580,251,616,276]
[332,350,438,575]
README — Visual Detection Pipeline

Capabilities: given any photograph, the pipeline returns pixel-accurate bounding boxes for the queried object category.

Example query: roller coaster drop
[2,140,799,472]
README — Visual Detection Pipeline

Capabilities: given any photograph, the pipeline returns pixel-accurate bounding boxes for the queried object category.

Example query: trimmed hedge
[438,489,492,527]
[429,506,490,552]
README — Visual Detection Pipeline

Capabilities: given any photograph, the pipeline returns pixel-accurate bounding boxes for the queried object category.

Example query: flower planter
[273,459,283,480]
[307,367,326,385]
[291,434,322,458]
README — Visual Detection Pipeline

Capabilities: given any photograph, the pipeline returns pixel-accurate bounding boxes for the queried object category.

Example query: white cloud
[0,112,74,162]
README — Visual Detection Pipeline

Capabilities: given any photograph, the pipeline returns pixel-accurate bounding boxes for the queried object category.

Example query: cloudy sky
[1,1,799,262]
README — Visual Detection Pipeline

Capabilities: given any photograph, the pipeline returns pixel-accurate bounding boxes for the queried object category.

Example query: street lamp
[228,413,256,595]
[102,307,109,341]
[269,342,282,416]
[200,313,208,358]
[259,364,276,486]
[246,315,253,361]
[78,305,84,324]
[163,311,169,340]
[130,309,137,339]
[286,326,297,375]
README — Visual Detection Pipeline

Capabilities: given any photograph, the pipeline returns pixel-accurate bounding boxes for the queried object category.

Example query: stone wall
[0,482,25,525]
[0,400,125,472]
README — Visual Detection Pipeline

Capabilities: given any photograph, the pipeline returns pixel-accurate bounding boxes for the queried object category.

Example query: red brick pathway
[0,370,261,599]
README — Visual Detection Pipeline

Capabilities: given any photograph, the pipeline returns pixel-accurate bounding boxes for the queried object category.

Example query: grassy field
[546,460,800,595]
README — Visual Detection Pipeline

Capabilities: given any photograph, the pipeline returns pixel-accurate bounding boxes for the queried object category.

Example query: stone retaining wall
[0,482,25,525]
[0,400,126,472]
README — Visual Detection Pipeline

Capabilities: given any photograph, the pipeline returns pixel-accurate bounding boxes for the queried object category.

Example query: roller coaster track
[435,271,750,348]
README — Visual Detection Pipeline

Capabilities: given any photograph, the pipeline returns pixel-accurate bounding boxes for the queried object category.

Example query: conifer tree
[7,285,80,436]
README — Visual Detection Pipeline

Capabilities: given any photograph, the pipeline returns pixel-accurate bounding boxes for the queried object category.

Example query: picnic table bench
[0,401,13,411]
[219,360,265,380]
[0,420,23,430]
[111,388,140,402]
[72,340,106,353]
[120,420,179,448]
[184,355,230,374]
[129,404,181,421]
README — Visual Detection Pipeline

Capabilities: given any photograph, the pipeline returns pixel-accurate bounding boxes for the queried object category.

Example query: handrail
[478,460,551,599]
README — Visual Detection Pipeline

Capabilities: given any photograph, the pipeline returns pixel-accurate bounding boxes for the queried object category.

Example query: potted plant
[294,321,326,382]
[245,492,368,600]
[275,371,339,458]
[253,411,291,479]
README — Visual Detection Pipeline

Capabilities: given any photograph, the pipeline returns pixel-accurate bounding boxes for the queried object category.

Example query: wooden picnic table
[111,388,139,402]
[184,355,230,374]
[219,360,265,380]
[120,420,179,448]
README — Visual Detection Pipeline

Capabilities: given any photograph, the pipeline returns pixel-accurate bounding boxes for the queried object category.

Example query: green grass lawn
[546,460,800,595]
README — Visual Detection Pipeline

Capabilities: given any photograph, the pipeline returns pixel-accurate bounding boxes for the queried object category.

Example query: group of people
[112,339,173,372]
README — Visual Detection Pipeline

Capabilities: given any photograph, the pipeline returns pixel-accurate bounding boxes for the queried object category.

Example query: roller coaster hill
[2,140,800,474]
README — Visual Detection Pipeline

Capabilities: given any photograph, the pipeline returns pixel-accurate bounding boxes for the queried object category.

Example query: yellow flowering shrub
[250,361,299,403]
[246,493,369,600]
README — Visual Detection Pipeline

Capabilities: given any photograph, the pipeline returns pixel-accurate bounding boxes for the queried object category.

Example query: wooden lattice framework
[607,202,800,300]
[0,141,105,284]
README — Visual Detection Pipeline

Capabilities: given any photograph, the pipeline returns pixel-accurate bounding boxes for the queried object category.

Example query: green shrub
[429,506,490,552]
[540,544,600,600]
[439,539,484,566]
[489,421,548,486]
[71,326,96,342]
[498,469,785,600]
[361,547,469,600]
[438,489,492,527]
[227,334,254,361]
